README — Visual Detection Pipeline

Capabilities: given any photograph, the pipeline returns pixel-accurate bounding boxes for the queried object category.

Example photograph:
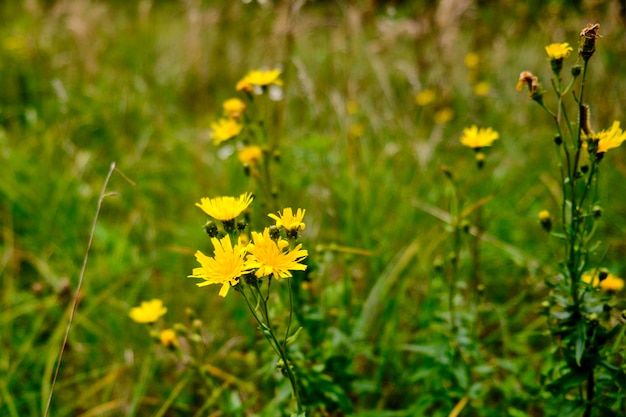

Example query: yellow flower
[434,107,454,125]
[238,69,283,90]
[349,123,365,138]
[189,235,252,297]
[582,271,625,292]
[238,146,263,166]
[464,52,480,69]
[473,81,491,97]
[591,121,626,154]
[347,100,360,115]
[223,98,246,119]
[210,118,243,145]
[246,228,308,279]
[545,42,573,60]
[129,299,167,323]
[460,125,499,149]
[538,210,551,221]
[415,89,436,106]
[268,208,306,233]
[196,192,254,222]
[160,329,179,348]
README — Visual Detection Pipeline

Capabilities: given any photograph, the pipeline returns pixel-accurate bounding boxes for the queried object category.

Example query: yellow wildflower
[589,121,626,154]
[347,100,360,115]
[210,118,243,145]
[460,125,499,149]
[189,235,252,297]
[269,208,306,233]
[415,89,436,106]
[473,81,491,97]
[129,299,167,323]
[582,271,624,292]
[238,146,263,166]
[238,69,283,90]
[434,108,454,125]
[545,42,573,60]
[246,228,308,279]
[464,52,480,69]
[160,329,179,348]
[196,192,254,222]
[223,98,246,119]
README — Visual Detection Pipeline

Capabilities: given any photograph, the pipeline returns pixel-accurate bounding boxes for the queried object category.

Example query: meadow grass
[1,1,625,416]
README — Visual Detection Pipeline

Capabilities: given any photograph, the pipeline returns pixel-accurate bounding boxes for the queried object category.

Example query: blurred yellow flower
[246,228,308,279]
[210,118,243,145]
[460,125,499,149]
[538,210,551,221]
[473,81,491,97]
[582,271,624,292]
[223,98,246,118]
[160,329,179,348]
[189,235,252,297]
[269,208,306,233]
[347,100,360,115]
[129,299,167,323]
[592,121,626,154]
[434,108,454,125]
[238,69,283,90]
[464,52,479,69]
[196,192,254,222]
[349,123,365,138]
[415,89,436,106]
[545,42,573,60]
[238,145,263,166]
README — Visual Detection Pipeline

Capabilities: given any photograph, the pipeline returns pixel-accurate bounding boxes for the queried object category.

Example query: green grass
[1,1,625,416]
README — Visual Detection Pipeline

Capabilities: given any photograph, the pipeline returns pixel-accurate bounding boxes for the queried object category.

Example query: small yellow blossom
[538,210,551,221]
[210,118,243,145]
[473,81,491,97]
[189,235,252,297]
[545,42,573,60]
[434,108,454,125]
[349,123,365,138]
[464,52,480,69]
[269,208,306,233]
[196,192,254,222]
[223,98,246,119]
[160,329,179,348]
[460,125,499,149]
[347,100,360,115]
[582,271,625,292]
[238,69,283,91]
[238,145,263,166]
[246,228,308,279]
[415,89,436,106]
[129,299,167,323]
[587,121,626,154]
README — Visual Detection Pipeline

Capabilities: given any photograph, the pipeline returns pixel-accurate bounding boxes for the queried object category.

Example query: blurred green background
[1,1,625,416]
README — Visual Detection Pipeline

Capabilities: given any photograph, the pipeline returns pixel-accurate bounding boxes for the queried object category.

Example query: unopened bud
[204,221,219,237]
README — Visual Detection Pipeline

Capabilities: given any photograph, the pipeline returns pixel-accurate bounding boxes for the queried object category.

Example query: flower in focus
[129,299,167,323]
[196,192,254,222]
[460,125,499,149]
[587,121,626,154]
[223,98,246,119]
[269,208,306,233]
[545,42,573,60]
[473,81,491,97]
[160,329,179,348]
[238,145,263,166]
[246,228,308,279]
[582,271,624,292]
[238,69,283,92]
[415,89,436,106]
[189,235,252,297]
[434,108,454,125]
[210,118,243,145]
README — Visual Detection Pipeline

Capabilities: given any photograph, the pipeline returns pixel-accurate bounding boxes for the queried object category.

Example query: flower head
[129,299,167,323]
[269,208,306,233]
[545,42,573,60]
[587,121,626,154]
[210,118,243,145]
[415,89,436,106]
[223,98,246,119]
[473,81,491,97]
[246,228,308,279]
[434,108,454,125]
[582,271,624,292]
[460,125,499,149]
[196,193,253,222]
[237,69,283,92]
[464,52,479,69]
[160,329,179,348]
[238,145,263,166]
[189,235,252,297]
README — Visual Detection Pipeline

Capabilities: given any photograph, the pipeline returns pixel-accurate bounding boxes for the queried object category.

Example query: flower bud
[553,135,562,146]
[204,221,219,237]
[592,205,602,219]
[538,210,552,232]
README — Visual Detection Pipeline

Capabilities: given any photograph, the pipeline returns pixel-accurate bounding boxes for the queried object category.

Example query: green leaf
[286,327,303,346]
[575,320,586,366]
